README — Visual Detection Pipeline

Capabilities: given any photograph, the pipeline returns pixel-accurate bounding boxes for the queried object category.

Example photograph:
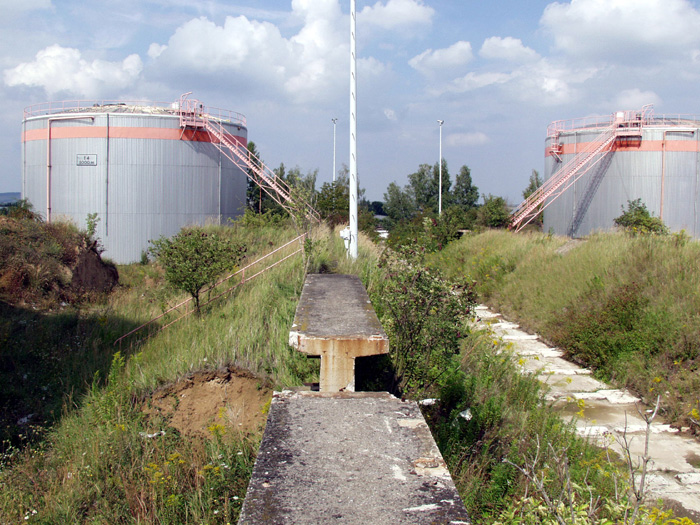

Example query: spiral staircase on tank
[177,93,320,223]
[509,106,653,232]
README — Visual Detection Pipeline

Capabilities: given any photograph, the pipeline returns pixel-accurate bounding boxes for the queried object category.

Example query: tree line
[244,141,543,249]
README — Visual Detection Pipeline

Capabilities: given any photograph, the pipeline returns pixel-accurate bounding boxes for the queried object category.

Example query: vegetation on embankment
[370,246,681,524]
[2,213,696,524]
[429,229,700,431]
[0,216,380,524]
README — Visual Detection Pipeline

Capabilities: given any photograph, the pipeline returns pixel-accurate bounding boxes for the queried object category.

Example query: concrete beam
[289,274,389,392]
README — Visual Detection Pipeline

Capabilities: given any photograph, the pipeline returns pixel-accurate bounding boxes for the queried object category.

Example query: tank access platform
[238,274,470,524]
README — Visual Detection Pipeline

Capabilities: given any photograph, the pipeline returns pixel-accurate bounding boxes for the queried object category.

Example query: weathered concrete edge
[288,331,390,355]
[238,391,471,524]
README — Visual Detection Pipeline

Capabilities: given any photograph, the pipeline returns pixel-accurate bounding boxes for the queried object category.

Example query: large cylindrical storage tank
[543,112,700,238]
[21,101,248,263]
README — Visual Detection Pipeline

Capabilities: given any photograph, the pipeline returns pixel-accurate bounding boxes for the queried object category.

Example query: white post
[332,118,338,183]
[438,119,444,216]
[349,0,358,259]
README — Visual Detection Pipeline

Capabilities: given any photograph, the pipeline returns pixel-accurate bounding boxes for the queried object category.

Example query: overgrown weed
[429,230,700,430]
[0,219,311,523]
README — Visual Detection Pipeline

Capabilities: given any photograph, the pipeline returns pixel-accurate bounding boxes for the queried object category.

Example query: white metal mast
[348,0,358,259]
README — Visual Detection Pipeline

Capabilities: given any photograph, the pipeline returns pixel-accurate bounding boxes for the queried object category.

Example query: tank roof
[548,107,700,137]
[24,99,246,127]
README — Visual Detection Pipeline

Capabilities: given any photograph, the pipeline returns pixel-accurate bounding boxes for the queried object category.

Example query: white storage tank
[543,109,700,237]
[22,99,248,263]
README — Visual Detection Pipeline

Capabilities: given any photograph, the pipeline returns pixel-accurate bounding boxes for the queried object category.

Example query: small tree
[477,194,510,228]
[453,165,479,212]
[149,227,246,312]
[614,199,668,235]
[374,250,475,396]
[521,169,543,227]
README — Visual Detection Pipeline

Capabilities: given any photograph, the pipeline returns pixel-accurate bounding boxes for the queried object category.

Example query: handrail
[511,125,617,231]
[546,105,700,137]
[24,98,247,127]
[176,93,320,223]
[113,233,307,346]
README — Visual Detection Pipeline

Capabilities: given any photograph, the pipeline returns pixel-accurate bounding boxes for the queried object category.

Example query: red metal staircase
[178,94,320,222]
[510,107,651,232]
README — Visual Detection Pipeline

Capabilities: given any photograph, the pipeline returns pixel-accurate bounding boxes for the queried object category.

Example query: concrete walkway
[238,391,470,524]
[475,305,700,520]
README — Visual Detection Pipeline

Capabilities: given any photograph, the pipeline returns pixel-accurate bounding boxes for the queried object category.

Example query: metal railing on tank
[546,105,655,137]
[24,98,246,127]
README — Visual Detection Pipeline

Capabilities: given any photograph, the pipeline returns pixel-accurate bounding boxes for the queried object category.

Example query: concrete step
[473,305,700,520]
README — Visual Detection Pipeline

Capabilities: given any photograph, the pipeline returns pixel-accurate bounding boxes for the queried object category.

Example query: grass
[0,217,383,523]
[4,215,696,523]
[429,229,700,431]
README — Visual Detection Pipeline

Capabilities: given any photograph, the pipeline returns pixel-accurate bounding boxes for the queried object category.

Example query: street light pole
[332,118,338,182]
[438,119,444,216]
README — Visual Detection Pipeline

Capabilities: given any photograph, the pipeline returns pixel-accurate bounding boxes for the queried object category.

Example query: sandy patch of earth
[144,367,272,438]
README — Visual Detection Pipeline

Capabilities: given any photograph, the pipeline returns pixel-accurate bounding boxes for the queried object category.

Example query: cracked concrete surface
[475,305,700,521]
[238,391,470,524]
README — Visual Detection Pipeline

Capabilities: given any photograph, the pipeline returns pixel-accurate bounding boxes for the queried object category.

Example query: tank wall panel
[22,112,247,263]
[544,126,700,238]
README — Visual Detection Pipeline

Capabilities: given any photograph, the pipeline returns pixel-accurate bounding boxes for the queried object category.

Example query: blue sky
[2,0,700,203]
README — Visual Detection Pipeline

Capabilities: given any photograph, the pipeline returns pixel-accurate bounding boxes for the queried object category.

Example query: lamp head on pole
[438,119,444,126]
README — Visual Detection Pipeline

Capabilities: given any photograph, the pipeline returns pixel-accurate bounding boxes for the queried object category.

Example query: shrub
[149,227,246,312]
[614,199,669,235]
[372,248,476,396]
[477,194,511,229]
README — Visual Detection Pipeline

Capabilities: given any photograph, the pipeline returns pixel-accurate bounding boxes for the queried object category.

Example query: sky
[2,0,700,204]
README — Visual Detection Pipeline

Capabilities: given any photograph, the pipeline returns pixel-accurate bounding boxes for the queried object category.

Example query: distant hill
[0,192,20,205]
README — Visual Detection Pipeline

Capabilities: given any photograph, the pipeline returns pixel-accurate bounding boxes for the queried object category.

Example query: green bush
[149,227,246,312]
[372,248,476,397]
[614,198,669,235]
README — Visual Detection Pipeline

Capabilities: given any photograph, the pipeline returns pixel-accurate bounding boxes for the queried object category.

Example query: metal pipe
[662,129,696,221]
[438,120,444,215]
[332,118,337,182]
[105,113,109,236]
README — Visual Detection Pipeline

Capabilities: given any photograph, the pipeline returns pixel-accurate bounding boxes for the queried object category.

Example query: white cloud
[437,71,512,94]
[1,0,51,17]
[479,37,539,63]
[3,45,142,97]
[384,108,397,121]
[613,88,661,109]
[446,132,489,147]
[431,54,598,107]
[157,16,291,73]
[409,41,473,76]
[147,43,167,59]
[541,0,700,63]
[149,2,360,105]
[359,0,434,30]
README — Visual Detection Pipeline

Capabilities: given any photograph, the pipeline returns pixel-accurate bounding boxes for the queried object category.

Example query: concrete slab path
[238,391,470,524]
[475,305,700,520]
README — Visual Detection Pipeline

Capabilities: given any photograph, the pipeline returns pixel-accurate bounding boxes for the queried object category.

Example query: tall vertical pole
[332,118,338,182]
[349,0,358,259]
[438,119,444,216]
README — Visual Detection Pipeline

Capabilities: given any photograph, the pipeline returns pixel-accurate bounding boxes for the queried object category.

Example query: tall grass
[429,229,700,429]
[0,219,330,523]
